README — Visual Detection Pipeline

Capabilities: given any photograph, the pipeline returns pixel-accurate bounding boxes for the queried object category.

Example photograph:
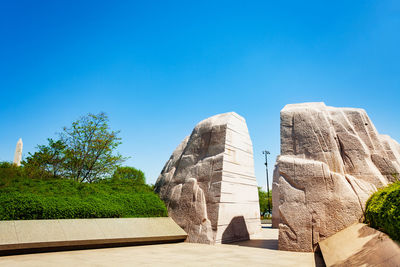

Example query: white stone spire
[13,138,23,166]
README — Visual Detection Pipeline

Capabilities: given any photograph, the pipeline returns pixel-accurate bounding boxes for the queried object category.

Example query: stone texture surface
[272,102,400,252]
[319,223,400,267]
[0,218,187,252]
[0,227,324,267]
[154,112,260,244]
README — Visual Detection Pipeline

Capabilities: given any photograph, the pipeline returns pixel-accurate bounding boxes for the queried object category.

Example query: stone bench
[0,217,187,255]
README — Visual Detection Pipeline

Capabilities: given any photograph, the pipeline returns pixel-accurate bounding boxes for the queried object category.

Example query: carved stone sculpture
[155,112,260,244]
[272,103,400,251]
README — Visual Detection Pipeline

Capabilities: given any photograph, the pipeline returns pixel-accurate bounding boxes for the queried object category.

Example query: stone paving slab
[319,223,400,267]
[0,226,324,267]
[0,217,187,254]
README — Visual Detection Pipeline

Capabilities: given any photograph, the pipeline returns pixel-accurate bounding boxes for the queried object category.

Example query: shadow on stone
[221,216,249,244]
[314,251,326,267]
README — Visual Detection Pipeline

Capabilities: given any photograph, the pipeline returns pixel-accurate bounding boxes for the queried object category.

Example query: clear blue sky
[1,0,399,188]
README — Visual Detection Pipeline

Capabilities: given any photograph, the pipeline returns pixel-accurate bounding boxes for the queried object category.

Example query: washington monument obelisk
[13,138,23,166]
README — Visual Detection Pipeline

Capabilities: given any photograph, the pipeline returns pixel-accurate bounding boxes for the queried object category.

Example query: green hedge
[0,166,167,220]
[365,181,400,241]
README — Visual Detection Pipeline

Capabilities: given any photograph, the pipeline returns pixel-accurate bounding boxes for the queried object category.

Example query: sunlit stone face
[272,102,400,252]
[155,112,260,244]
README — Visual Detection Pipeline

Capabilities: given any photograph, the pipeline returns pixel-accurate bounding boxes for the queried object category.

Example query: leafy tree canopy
[258,186,272,217]
[23,112,126,183]
[112,166,146,184]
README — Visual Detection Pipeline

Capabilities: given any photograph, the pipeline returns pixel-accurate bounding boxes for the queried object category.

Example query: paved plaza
[0,225,325,267]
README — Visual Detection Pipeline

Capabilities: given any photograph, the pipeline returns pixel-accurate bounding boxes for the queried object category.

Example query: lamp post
[262,150,271,216]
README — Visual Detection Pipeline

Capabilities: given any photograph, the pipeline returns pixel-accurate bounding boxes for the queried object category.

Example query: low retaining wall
[260,219,272,224]
[0,217,187,255]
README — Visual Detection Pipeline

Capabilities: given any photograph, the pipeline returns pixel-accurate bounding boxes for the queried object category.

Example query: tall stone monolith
[13,138,23,167]
[272,102,400,252]
[155,112,260,244]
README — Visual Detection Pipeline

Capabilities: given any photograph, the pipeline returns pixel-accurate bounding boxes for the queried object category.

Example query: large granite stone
[272,102,400,252]
[154,112,260,244]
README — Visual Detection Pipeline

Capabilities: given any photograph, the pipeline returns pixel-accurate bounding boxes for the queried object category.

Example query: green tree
[112,166,146,184]
[23,139,66,178]
[258,187,272,217]
[60,112,125,183]
[22,112,125,183]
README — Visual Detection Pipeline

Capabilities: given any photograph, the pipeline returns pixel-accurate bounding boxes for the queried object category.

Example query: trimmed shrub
[365,181,400,241]
[0,167,167,220]
[0,192,167,220]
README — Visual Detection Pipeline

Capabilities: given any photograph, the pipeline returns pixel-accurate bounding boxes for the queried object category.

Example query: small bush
[365,181,400,241]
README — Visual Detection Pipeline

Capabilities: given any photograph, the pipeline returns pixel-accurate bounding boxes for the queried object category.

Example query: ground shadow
[221,216,250,244]
[232,239,279,250]
[223,220,278,250]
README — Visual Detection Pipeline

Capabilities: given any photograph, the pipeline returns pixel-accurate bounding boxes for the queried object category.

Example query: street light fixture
[262,150,271,217]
